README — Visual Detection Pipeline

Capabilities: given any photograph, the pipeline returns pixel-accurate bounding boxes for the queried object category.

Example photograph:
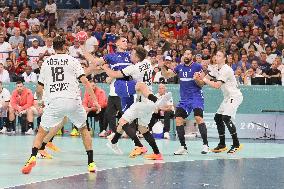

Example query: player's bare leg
[78,125,96,172]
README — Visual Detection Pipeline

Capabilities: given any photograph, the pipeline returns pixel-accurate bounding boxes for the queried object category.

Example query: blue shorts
[176,97,204,116]
[121,96,134,112]
[114,80,137,98]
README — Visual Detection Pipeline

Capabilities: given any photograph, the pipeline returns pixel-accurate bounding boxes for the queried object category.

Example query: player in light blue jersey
[159,50,210,155]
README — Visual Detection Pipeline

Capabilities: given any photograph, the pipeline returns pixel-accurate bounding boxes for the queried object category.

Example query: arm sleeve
[121,64,136,77]
[173,65,180,74]
[22,91,34,110]
[82,92,89,108]
[10,92,18,110]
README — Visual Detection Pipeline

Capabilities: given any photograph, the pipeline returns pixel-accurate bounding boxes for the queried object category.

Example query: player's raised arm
[193,71,205,87]
[158,61,176,79]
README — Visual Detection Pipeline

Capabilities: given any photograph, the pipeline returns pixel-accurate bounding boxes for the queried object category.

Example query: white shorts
[122,100,155,126]
[217,95,243,119]
[41,98,87,131]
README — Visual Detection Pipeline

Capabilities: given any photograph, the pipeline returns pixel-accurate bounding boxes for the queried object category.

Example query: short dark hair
[53,36,65,51]
[16,80,23,85]
[134,46,147,61]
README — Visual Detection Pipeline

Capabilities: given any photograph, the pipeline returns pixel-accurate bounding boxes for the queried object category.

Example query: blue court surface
[1,135,284,189]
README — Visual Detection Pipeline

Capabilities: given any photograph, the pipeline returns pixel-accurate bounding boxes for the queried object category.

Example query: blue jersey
[104,52,132,71]
[174,62,203,101]
[104,51,134,112]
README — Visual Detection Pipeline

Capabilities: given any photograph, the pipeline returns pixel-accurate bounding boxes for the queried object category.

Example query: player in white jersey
[0,33,12,67]
[0,81,10,134]
[195,51,243,154]
[21,37,99,174]
[102,46,171,160]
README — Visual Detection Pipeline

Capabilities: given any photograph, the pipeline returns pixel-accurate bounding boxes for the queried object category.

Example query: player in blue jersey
[159,50,210,155]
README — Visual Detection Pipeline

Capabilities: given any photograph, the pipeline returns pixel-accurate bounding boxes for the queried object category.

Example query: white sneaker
[99,130,106,137]
[174,146,188,155]
[107,132,115,140]
[25,128,34,135]
[0,127,7,134]
[164,132,170,139]
[201,145,210,154]
[106,141,123,155]
[155,92,172,109]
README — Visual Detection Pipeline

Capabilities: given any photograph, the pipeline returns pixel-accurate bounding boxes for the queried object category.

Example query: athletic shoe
[88,162,96,172]
[56,129,62,135]
[155,92,172,109]
[129,146,148,158]
[46,142,60,152]
[211,144,227,153]
[99,130,107,137]
[0,127,6,134]
[164,132,170,139]
[70,128,79,136]
[106,141,123,155]
[227,144,243,154]
[144,153,163,160]
[38,150,53,159]
[201,145,210,154]
[25,128,34,135]
[107,132,115,140]
[174,146,188,155]
[21,156,36,174]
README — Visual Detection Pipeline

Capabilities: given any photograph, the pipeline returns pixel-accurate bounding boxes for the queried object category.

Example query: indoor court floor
[1,135,284,189]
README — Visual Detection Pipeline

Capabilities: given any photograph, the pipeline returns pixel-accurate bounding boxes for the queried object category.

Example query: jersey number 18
[51,67,64,82]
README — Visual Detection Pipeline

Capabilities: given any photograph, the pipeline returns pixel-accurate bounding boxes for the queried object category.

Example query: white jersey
[27,46,43,69]
[38,54,84,103]
[121,59,153,102]
[0,42,12,66]
[209,64,242,98]
[121,59,153,87]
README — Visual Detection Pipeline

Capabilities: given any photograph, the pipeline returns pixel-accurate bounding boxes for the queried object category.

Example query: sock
[86,150,93,164]
[198,123,208,145]
[176,126,187,149]
[220,135,226,146]
[122,122,143,147]
[50,136,54,143]
[148,94,158,103]
[39,142,47,150]
[143,131,160,154]
[27,122,34,129]
[31,147,38,157]
[232,133,240,147]
[133,136,143,147]
[111,132,122,144]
